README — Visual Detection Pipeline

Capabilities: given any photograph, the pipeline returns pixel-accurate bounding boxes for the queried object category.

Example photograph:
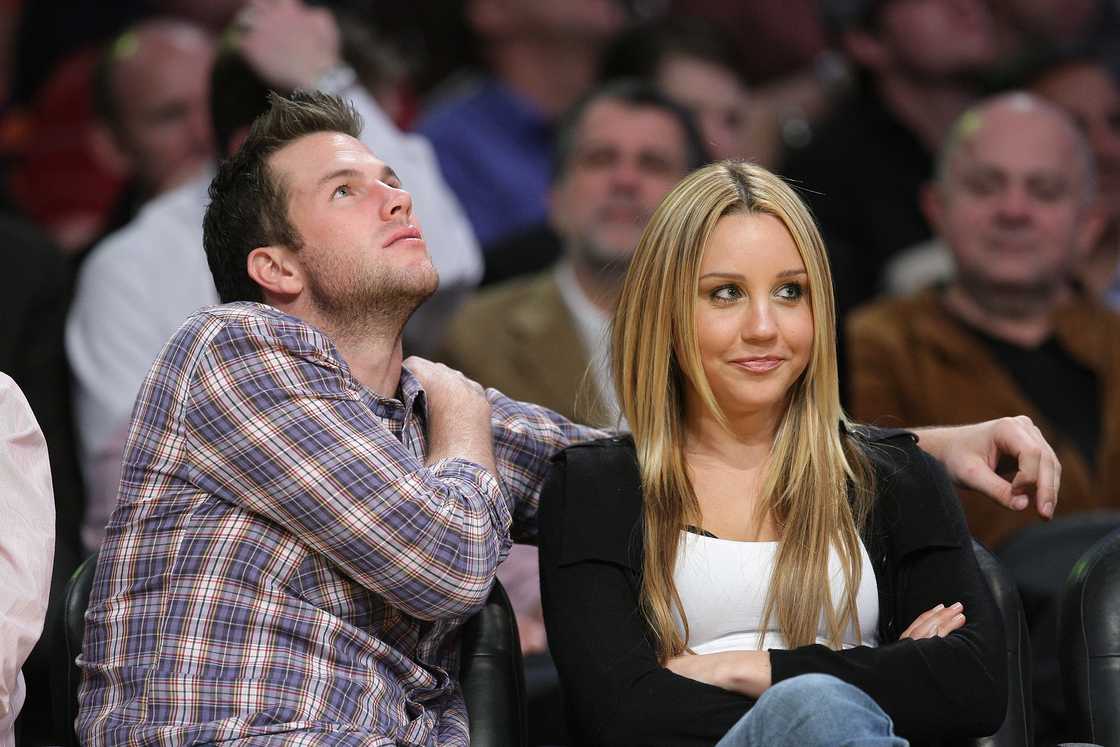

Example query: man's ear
[842,29,890,72]
[919,181,945,235]
[88,123,131,177]
[247,245,303,301]
[1075,201,1110,262]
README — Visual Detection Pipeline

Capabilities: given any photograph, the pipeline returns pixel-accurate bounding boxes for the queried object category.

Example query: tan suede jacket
[848,289,1120,546]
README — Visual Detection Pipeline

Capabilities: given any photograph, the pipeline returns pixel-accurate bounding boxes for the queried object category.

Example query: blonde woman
[538,161,1007,746]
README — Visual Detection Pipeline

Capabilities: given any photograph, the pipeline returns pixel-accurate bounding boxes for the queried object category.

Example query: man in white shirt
[68,1,482,551]
[0,372,54,747]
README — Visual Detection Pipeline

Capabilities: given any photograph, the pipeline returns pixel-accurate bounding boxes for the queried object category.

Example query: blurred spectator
[669,0,826,83]
[883,55,1120,304]
[440,78,702,637]
[782,0,998,320]
[5,48,128,253]
[439,80,703,744]
[0,216,83,566]
[664,1,848,168]
[598,17,752,163]
[1033,57,1120,306]
[88,19,216,221]
[67,0,481,552]
[848,93,1115,549]
[442,80,705,426]
[0,216,83,745]
[416,0,626,248]
[988,0,1119,76]
[0,372,54,747]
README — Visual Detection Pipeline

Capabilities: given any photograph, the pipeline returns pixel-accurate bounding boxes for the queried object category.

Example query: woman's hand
[900,602,966,640]
[665,650,771,698]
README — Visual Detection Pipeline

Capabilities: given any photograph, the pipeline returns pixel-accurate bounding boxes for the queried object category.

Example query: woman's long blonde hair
[610,161,874,662]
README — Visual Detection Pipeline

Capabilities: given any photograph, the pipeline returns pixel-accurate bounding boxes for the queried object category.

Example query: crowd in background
[2,0,1119,744]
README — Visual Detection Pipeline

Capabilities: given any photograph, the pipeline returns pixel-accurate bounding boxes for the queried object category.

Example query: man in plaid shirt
[77,90,1060,745]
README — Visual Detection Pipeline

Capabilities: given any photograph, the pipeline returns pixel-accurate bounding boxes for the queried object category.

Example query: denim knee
[762,673,863,711]
[717,674,904,747]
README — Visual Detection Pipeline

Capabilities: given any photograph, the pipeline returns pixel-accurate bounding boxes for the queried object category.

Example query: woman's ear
[247,245,303,301]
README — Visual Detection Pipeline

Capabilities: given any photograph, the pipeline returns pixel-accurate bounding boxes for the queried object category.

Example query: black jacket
[538,428,1007,746]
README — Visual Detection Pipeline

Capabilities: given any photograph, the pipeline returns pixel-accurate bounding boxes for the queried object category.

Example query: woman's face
[690,212,813,424]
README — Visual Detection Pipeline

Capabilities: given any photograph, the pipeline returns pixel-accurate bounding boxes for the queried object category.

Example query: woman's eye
[776,283,804,301]
[710,285,743,302]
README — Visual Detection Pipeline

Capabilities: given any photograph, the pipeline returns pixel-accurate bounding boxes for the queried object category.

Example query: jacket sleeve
[538,447,752,746]
[846,306,914,427]
[769,443,1008,740]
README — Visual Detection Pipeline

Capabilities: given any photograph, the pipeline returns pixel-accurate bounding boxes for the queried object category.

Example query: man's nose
[380,182,413,221]
[609,159,642,191]
[995,186,1033,222]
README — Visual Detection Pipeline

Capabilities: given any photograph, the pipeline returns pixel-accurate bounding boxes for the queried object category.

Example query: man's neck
[489,40,599,118]
[569,256,624,316]
[331,328,405,399]
[943,282,1069,348]
[874,73,977,153]
[278,300,406,398]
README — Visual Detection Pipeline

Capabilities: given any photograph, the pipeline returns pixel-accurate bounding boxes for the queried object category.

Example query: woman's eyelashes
[709,284,744,303]
[706,282,806,304]
[775,282,805,301]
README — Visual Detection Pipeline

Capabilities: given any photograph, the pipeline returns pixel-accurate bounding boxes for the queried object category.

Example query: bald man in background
[89,18,216,216]
[849,93,1116,547]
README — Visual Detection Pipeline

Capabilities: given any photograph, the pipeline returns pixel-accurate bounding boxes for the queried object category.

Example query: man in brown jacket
[849,92,1118,548]
[439,80,706,429]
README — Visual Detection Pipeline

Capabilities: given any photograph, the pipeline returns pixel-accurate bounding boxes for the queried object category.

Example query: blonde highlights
[610,161,874,661]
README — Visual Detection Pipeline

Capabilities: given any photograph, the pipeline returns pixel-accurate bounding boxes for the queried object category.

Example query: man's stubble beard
[306,255,439,341]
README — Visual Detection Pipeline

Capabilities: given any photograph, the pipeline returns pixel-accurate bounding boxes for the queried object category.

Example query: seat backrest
[51,549,98,747]
[1060,528,1120,746]
[969,540,1034,747]
[997,513,1120,621]
[459,579,527,747]
[49,552,525,746]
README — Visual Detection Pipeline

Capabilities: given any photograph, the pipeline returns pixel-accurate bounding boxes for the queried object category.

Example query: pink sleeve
[0,372,55,744]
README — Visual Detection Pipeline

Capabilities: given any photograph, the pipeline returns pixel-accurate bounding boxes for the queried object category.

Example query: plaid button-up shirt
[77,302,598,745]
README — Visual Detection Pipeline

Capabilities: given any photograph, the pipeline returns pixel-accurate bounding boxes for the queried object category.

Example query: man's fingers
[956,458,1017,509]
[1002,416,1060,518]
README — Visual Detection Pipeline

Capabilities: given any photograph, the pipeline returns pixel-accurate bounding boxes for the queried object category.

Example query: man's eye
[332,185,352,199]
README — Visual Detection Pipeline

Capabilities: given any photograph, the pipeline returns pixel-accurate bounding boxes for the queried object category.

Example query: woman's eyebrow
[698,269,807,281]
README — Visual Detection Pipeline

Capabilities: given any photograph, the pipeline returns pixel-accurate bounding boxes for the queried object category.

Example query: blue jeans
[715,674,909,746]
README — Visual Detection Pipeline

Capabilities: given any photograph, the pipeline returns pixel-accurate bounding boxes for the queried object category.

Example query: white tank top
[672,531,880,653]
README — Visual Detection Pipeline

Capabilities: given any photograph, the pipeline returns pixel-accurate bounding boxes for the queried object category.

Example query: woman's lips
[730,357,783,373]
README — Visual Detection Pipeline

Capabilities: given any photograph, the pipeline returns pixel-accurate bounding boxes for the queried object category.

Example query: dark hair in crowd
[552,78,711,183]
[203,90,362,303]
[91,34,127,137]
[209,45,275,158]
[598,16,751,89]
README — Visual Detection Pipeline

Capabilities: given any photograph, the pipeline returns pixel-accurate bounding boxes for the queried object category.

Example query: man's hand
[404,356,497,478]
[915,416,1060,519]
[236,0,341,91]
